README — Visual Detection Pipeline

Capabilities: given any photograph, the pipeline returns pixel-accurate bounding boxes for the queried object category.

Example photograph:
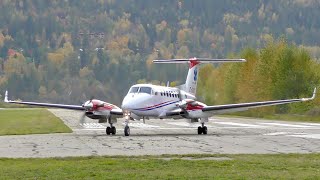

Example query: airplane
[4,57,317,136]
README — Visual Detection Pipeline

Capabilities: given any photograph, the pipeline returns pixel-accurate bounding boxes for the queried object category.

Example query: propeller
[175,88,189,117]
[80,112,86,125]
[79,97,95,125]
[79,97,105,125]
[174,88,198,118]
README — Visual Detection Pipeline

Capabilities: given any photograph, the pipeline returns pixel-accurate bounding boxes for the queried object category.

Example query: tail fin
[153,57,246,95]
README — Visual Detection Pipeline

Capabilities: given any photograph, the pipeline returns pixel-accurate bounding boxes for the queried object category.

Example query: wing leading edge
[202,88,317,114]
[164,88,316,117]
[4,91,123,115]
[4,91,85,110]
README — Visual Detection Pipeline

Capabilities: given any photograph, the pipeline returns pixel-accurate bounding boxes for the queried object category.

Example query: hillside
[0,0,319,113]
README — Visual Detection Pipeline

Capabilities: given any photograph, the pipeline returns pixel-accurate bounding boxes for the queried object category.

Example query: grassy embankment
[0,108,71,135]
[0,154,319,179]
[221,113,320,123]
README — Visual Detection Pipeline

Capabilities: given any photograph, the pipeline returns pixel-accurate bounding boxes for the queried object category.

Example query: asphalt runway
[0,109,320,158]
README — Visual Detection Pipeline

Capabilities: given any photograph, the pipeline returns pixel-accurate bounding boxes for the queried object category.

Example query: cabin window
[129,87,139,93]
[139,87,152,94]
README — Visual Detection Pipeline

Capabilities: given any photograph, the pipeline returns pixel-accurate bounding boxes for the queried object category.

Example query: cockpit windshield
[139,87,152,94]
[128,86,152,95]
[129,87,139,93]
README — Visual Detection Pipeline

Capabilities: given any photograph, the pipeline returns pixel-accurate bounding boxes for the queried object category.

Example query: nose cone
[83,101,93,110]
[121,95,132,110]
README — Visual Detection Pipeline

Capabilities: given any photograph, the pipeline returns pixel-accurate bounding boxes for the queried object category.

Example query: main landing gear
[106,125,116,135]
[198,122,207,135]
[106,117,116,135]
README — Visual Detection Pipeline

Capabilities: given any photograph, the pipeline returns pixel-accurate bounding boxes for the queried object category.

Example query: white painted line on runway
[259,122,313,128]
[287,134,320,139]
[123,123,159,128]
[75,128,105,131]
[81,123,106,129]
[298,123,320,126]
[263,132,290,136]
[213,122,264,128]
[166,122,213,127]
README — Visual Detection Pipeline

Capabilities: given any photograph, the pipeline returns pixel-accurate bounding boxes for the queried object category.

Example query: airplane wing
[202,88,317,114]
[3,91,123,115]
[4,91,85,110]
[164,88,316,117]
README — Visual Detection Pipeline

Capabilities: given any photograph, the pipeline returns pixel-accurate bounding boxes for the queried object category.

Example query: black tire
[111,126,116,135]
[203,126,208,135]
[124,126,130,136]
[106,127,111,135]
[197,126,203,134]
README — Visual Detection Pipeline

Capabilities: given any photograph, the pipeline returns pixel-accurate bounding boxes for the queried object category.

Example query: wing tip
[302,87,317,101]
[312,87,317,100]
[4,90,9,102]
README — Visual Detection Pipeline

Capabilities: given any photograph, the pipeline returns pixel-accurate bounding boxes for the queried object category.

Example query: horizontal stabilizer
[153,57,246,64]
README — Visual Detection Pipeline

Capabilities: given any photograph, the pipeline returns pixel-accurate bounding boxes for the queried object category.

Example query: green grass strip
[0,154,319,179]
[0,108,71,135]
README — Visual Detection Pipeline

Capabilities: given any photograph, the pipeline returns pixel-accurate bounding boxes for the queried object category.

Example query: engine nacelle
[185,110,207,119]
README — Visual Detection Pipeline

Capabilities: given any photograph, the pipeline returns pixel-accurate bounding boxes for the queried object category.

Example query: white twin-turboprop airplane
[4,57,317,136]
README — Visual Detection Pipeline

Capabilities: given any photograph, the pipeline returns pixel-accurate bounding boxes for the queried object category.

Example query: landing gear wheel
[203,126,208,134]
[197,126,208,135]
[124,126,130,136]
[111,126,116,135]
[106,127,111,135]
[198,126,202,134]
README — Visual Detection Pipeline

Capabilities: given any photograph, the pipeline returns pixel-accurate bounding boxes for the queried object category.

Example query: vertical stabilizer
[185,58,200,95]
[153,57,246,95]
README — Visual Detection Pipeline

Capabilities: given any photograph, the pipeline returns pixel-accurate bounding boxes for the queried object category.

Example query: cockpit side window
[139,87,152,94]
[129,87,139,93]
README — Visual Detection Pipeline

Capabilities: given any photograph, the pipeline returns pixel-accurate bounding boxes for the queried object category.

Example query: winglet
[4,90,9,102]
[302,87,317,101]
[311,87,317,100]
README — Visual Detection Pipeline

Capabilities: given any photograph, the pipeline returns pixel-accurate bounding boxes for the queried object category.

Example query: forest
[0,0,320,115]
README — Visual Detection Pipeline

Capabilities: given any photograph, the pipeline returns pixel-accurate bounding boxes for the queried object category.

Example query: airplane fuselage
[121,84,205,119]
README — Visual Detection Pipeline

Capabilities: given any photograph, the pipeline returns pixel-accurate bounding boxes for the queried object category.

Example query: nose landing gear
[124,117,130,136]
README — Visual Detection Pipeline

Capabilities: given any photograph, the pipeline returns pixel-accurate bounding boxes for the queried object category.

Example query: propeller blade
[89,96,94,103]
[80,112,86,125]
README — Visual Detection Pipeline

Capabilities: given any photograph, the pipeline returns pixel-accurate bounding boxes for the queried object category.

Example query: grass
[0,102,29,108]
[262,114,320,123]
[224,112,320,123]
[0,154,319,179]
[0,108,72,135]
[224,114,320,123]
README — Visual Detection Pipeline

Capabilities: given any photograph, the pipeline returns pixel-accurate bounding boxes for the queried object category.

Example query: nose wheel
[124,125,130,136]
[124,117,130,136]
